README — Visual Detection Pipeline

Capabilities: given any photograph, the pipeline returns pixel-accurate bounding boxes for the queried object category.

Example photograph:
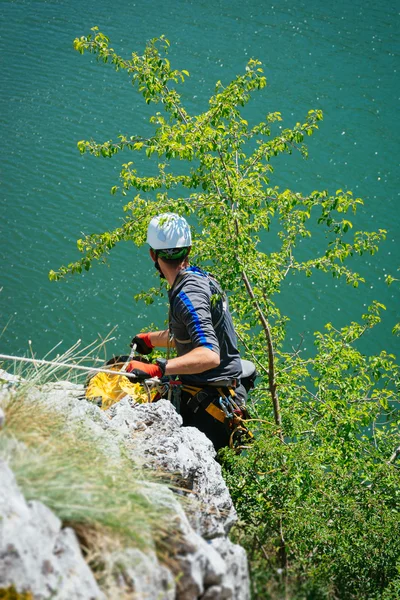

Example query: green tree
[51,29,400,598]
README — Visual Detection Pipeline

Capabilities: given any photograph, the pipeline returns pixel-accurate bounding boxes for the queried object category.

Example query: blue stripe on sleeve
[178,291,213,350]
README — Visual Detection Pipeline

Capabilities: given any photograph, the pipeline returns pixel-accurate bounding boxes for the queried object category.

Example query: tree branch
[388,445,400,464]
[241,269,283,440]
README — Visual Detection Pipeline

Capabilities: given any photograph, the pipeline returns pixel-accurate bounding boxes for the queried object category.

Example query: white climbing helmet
[146,213,192,249]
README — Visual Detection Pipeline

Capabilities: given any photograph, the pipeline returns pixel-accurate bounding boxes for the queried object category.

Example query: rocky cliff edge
[0,374,250,600]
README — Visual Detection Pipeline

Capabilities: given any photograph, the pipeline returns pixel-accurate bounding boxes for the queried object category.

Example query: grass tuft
[0,346,182,594]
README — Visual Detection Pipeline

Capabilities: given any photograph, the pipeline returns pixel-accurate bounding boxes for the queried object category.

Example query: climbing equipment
[85,355,162,410]
[0,353,256,449]
[85,368,155,410]
[181,383,253,450]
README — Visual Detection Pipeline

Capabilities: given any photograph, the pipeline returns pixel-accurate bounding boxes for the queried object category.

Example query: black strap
[182,384,242,423]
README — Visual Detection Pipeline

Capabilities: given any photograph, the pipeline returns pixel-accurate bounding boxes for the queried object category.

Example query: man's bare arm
[164,347,220,376]
[148,329,176,348]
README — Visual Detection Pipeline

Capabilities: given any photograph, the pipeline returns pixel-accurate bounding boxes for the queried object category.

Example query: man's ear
[150,248,157,262]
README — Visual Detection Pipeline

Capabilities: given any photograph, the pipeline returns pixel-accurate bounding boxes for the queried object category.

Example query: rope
[0,353,156,381]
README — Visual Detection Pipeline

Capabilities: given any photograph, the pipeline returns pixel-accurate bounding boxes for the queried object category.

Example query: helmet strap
[157,247,190,260]
[152,247,190,279]
[154,259,166,279]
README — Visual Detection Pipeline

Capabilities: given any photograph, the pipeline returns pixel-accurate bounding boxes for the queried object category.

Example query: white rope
[0,353,153,380]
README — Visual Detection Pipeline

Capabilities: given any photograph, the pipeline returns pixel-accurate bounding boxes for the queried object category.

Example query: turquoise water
[1,0,399,362]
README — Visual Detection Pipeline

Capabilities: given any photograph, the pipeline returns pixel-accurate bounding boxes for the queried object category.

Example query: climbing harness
[181,382,253,450]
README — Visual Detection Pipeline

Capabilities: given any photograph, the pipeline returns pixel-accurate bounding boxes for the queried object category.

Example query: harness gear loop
[229,423,254,451]
[181,383,253,449]
[182,384,228,423]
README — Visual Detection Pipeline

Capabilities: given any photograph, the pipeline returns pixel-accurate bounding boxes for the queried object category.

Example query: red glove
[131,333,153,355]
[126,360,162,380]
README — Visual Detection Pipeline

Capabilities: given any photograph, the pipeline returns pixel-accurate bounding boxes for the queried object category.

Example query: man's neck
[159,260,189,287]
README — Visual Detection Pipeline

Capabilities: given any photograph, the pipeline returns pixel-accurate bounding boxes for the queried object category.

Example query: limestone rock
[30,381,122,461]
[0,368,23,384]
[106,399,250,599]
[109,547,176,600]
[0,378,250,599]
[0,368,24,405]
[0,460,104,600]
[208,537,250,600]
[139,481,229,600]
[107,399,237,538]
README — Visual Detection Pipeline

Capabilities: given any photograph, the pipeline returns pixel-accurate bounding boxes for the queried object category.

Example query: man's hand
[126,360,162,380]
[131,333,153,355]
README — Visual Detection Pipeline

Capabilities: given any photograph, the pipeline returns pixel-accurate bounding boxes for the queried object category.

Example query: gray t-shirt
[168,266,242,385]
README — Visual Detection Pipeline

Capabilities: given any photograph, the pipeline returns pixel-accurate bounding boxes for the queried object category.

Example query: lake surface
[1,0,399,364]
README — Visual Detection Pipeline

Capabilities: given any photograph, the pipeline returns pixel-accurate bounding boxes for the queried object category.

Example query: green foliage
[223,302,399,599]
[51,30,399,598]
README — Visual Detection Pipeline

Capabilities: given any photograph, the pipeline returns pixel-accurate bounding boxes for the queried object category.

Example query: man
[126,212,247,450]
